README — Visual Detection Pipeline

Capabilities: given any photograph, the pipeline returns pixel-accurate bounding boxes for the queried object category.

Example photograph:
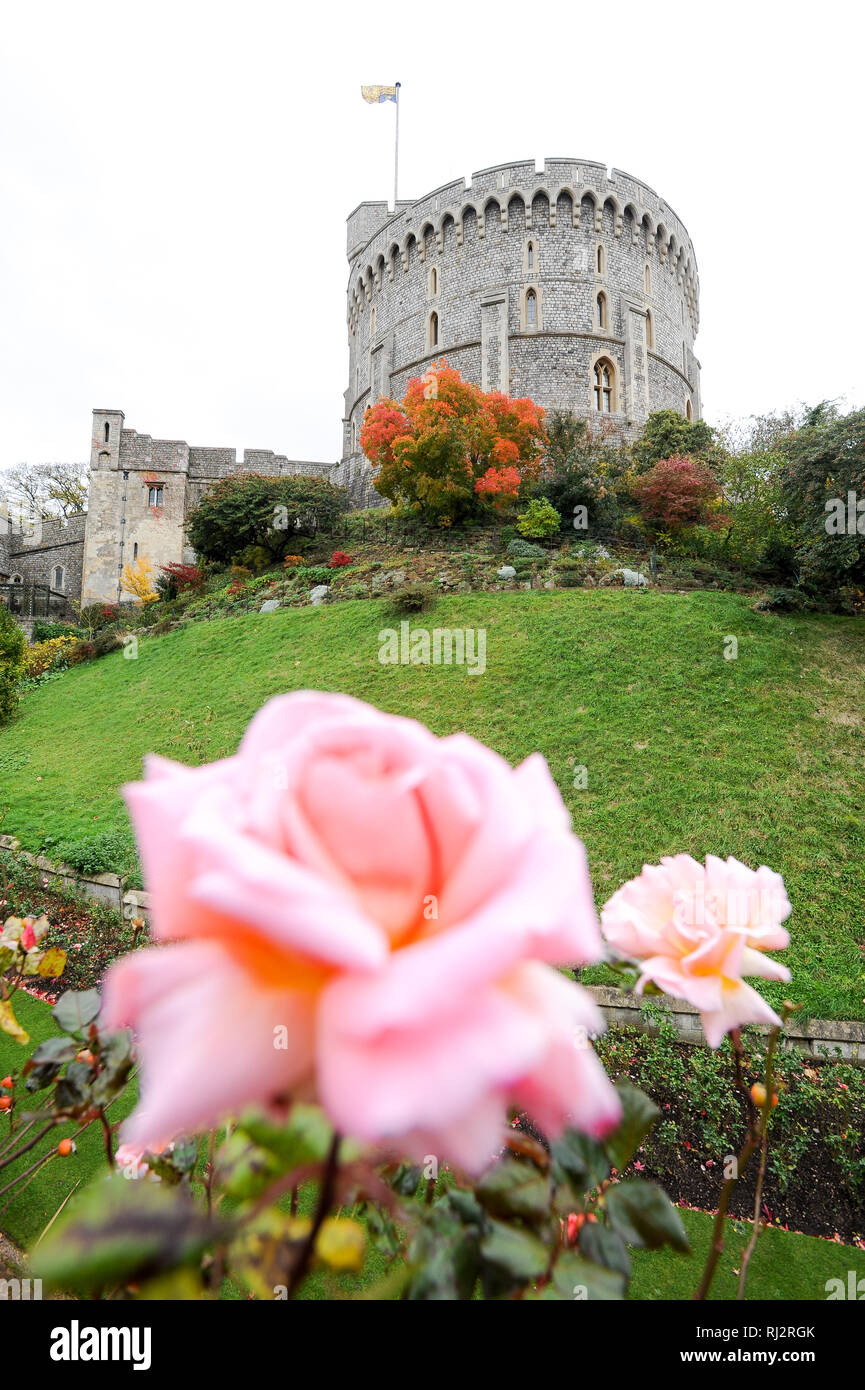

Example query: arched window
[527,240,534,271]
[596,244,605,275]
[526,289,537,328]
[369,307,376,339]
[104,421,110,443]
[133,542,139,560]
[430,266,438,296]
[429,311,439,349]
[593,358,615,413]
[53,566,64,590]
[596,292,607,330]
[645,310,653,349]
[644,263,651,294]
[686,398,693,421]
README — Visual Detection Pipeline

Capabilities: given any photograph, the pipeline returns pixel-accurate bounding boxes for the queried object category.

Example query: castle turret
[90,409,125,473]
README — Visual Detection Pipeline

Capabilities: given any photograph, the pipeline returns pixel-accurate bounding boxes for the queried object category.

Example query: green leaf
[550,1128,610,1194]
[408,1207,480,1300]
[54,1060,93,1111]
[550,1251,626,1301]
[89,1029,134,1107]
[142,1140,200,1186]
[442,1188,484,1226]
[35,1176,217,1293]
[217,1132,283,1201]
[29,1036,78,1066]
[578,1222,632,1278]
[239,1103,332,1170]
[476,1158,552,1224]
[52,988,101,1036]
[604,1082,659,1172]
[605,1180,691,1252]
[0,998,29,1045]
[480,1219,548,1288]
[391,1162,423,1197]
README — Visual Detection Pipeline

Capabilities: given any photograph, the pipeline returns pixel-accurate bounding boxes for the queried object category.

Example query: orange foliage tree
[360,362,547,523]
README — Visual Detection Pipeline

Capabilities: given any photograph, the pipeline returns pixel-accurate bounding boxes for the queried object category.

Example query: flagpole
[393,82,401,209]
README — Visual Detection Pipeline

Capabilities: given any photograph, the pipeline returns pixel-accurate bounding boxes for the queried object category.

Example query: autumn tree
[120,555,159,604]
[360,362,547,524]
[631,455,723,532]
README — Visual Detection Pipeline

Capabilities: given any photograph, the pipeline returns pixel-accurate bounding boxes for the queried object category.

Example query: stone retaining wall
[0,836,150,929]
[587,985,865,1063]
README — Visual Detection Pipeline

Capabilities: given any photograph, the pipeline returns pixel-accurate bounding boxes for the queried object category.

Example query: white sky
[1,0,862,471]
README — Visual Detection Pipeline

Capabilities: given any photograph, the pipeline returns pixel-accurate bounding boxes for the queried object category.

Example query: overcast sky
[1,0,862,472]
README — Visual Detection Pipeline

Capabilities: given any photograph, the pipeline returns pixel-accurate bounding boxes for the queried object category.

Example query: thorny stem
[693,1020,786,1301]
[0,1121,57,1173]
[285,1132,341,1300]
[737,1023,783,1300]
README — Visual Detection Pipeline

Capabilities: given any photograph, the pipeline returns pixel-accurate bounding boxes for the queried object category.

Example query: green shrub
[516,496,561,539]
[389,583,436,615]
[506,538,547,559]
[92,628,126,658]
[31,620,81,644]
[77,602,122,634]
[187,473,348,564]
[50,829,139,879]
[0,604,27,725]
[755,586,819,614]
[299,566,333,587]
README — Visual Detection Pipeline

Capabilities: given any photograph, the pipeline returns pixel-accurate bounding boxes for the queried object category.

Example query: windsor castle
[1,157,701,611]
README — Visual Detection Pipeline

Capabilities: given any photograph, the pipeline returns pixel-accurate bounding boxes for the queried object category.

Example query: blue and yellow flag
[361,84,398,104]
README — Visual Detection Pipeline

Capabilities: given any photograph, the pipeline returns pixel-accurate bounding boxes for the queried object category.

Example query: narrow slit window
[526,289,537,328]
[429,311,439,348]
[596,292,607,329]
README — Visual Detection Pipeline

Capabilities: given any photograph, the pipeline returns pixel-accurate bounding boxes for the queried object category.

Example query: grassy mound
[1,589,863,1019]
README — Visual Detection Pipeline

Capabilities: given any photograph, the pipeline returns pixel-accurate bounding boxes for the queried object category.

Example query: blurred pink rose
[600,853,791,1047]
[103,692,620,1169]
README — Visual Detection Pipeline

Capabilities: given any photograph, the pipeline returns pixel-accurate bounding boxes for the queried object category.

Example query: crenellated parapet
[345,158,699,341]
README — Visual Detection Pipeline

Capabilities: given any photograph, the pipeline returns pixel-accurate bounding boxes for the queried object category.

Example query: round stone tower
[336,157,701,506]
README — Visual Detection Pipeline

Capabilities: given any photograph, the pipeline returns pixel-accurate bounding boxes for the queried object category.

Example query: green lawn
[0,991,137,1251]
[2,589,864,1019]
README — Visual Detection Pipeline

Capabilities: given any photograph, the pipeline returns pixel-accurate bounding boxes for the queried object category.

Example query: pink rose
[601,854,792,1047]
[103,692,620,1169]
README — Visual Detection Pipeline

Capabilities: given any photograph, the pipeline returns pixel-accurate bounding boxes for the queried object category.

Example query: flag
[361,84,398,104]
